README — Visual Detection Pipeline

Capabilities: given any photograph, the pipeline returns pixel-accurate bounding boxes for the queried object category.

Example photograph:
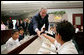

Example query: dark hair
[56,20,75,42]
[18,27,24,31]
[12,29,19,35]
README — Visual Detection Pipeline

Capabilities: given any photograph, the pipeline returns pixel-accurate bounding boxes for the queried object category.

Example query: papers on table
[42,42,56,53]
[1,44,6,52]
[37,42,56,54]
[37,48,51,54]
[37,47,56,54]
[42,42,51,49]
[20,35,35,44]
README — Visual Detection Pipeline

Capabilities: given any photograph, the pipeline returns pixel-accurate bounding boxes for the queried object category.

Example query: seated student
[42,20,78,54]
[5,29,21,51]
[18,27,24,41]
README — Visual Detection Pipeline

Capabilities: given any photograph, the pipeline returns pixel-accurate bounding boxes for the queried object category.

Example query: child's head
[18,28,24,35]
[12,29,19,40]
[55,20,75,42]
[50,26,55,32]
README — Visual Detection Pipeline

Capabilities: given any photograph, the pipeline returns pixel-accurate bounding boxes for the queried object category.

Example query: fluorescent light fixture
[1,1,46,4]
[1,1,56,4]
[1,1,83,4]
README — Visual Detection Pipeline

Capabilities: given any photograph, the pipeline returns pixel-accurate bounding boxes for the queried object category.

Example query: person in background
[18,27,24,41]
[22,19,28,35]
[48,26,56,38]
[74,25,80,33]
[42,20,78,54]
[80,26,83,32]
[1,21,6,30]
[5,29,20,51]
[28,7,49,37]
[19,19,23,28]
[26,18,30,35]
[15,19,20,29]
[26,18,29,27]
[28,17,32,24]
[5,20,9,29]
[50,27,55,35]
[9,20,13,29]
[30,17,32,21]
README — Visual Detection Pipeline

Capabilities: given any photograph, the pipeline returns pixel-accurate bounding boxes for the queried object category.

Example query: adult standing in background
[19,19,23,28]
[15,19,20,29]
[80,26,83,32]
[22,19,28,35]
[9,20,13,29]
[1,21,6,30]
[74,25,79,33]
[5,20,9,29]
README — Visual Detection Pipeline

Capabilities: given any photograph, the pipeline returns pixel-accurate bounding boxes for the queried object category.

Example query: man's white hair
[39,7,47,12]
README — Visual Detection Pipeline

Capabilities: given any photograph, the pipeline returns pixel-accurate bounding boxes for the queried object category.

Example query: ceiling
[1,1,83,16]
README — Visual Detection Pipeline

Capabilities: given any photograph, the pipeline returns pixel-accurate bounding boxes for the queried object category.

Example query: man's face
[40,9,47,18]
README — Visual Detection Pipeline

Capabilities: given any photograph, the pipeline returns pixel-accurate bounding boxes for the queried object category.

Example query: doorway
[73,14,83,30]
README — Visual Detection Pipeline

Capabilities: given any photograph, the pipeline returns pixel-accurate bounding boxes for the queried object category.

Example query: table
[1,35,37,54]
[19,36,56,54]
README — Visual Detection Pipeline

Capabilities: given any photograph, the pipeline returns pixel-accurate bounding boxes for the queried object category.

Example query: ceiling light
[1,1,46,4]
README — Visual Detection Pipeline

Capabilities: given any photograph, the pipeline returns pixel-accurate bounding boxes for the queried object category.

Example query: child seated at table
[5,29,21,51]
[18,27,24,41]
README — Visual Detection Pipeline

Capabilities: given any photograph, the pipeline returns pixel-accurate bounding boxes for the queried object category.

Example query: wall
[47,8,83,24]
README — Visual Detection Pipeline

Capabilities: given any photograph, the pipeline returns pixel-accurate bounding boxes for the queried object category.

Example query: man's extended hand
[37,30,42,38]
[42,33,47,37]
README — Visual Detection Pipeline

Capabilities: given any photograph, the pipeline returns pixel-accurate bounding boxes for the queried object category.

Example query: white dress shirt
[54,40,78,54]
[6,37,21,51]
[1,24,6,30]
[75,28,79,33]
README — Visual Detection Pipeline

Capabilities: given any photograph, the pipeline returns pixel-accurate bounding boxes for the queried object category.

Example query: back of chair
[74,32,83,50]
[72,39,79,53]
[1,30,13,45]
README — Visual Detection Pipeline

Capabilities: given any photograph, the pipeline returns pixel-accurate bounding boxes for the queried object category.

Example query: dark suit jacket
[15,21,20,29]
[28,13,49,35]
[19,22,23,28]
[9,21,13,29]
[22,22,28,31]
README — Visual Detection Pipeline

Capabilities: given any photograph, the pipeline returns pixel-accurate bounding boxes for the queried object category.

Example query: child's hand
[42,33,47,37]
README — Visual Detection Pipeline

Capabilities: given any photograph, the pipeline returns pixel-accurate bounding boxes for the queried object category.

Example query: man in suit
[15,19,20,29]
[22,19,28,35]
[9,20,13,29]
[19,19,23,28]
[28,8,49,37]
[5,20,9,26]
